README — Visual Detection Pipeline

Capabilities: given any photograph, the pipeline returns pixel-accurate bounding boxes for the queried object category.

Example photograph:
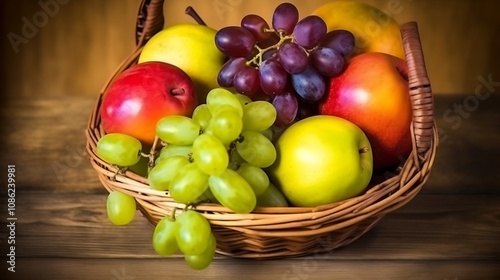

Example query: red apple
[319,52,411,170]
[101,61,197,145]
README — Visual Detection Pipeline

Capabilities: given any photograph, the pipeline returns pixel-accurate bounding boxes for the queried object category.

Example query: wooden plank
[429,94,500,194]
[0,192,498,262]
[1,95,500,194]
[4,258,500,280]
[0,97,103,193]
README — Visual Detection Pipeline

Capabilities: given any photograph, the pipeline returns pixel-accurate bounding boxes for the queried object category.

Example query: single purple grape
[272,91,298,126]
[234,66,260,96]
[259,58,288,96]
[321,29,355,56]
[309,47,345,77]
[278,42,308,74]
[272,2,299,35]
[293,15,327,49]
[291,65,326,102]
[241,14,271,42]
[215,26,256,58]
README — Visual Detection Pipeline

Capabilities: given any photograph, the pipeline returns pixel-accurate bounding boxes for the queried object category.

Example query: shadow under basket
[85,0,438,259]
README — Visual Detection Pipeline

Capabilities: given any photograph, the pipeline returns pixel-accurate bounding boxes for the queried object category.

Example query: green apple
[267,115,373,207]
[138,24,226,103]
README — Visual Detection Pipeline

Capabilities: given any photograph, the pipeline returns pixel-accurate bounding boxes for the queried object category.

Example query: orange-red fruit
[319,52,412,169]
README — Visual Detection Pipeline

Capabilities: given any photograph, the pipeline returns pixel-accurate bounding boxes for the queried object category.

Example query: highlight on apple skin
[101,61,198,145]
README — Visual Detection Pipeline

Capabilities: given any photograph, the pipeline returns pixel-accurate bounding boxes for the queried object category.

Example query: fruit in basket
[176,210,212,255]
[101,61,197,145]
[149,88,278,214]
[208,169,256,214]
[268,115,373,207]
[151,210,216,269]
[319,52,411,169]
[256,183,289,207]
[148,155,190,191]
[215,2,354,126]
[96,133,142,167]
[138,24,226,103]
[152,216,179,256]
[312,1,405,59]
[184,232,217,270]
[106,190,136,226]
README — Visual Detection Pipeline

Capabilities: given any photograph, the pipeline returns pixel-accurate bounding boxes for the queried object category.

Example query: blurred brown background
[1,0,499,98]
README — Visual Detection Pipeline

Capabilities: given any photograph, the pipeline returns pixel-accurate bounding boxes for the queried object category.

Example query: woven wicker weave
[85,0,438,259]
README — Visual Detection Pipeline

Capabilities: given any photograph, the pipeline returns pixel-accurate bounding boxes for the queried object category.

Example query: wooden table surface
[1,94,499,279]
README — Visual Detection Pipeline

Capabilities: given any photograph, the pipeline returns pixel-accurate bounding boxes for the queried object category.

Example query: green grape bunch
[95,87,289,270]
[151,87,279,214]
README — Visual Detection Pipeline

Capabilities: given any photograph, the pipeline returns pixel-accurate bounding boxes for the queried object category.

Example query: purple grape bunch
[215,2,355,126]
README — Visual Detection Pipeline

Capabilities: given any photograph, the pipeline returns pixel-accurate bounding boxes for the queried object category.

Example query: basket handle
[400,22,435,155]
[135,0,166,46]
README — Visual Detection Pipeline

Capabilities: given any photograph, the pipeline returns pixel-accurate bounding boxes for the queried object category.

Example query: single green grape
[208,169,256,214]
[256,183,289,207]
[236,163,270,196]
[106,190,136,225]
[156,116,201,145]
[192,134,229,175]
[206,88,243,117]
[192,104,212,131]
[148,156,190,191]
[169,162,209,204]
[176,210,211,255]
[208,107,243,145]
[97,133,142,167]
[236,131,277,168]
[152,216,179,256]
[184,232,216,270]
[242,101,277,132]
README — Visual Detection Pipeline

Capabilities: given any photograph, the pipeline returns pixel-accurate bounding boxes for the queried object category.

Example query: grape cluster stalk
[215,2,355,126]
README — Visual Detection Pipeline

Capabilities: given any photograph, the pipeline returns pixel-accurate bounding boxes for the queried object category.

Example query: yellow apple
[138,24,226,102]
[267,115,373,207]
[312,1,405,59]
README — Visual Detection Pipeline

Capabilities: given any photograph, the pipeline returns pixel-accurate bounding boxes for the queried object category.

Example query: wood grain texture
[5,258,500,280]
[0,192,499,279]
[0,97,102,192]
[1,0,500,98]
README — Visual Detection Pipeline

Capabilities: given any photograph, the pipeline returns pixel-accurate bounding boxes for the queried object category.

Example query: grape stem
[246,29,322,68]
[170,207,177,221]
[227,140,240,170]
[110,165,128,181]
[246,29,295,67]
[147,135,161,172]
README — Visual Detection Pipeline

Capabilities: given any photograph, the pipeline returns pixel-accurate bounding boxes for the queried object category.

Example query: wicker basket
[85,0,438,259]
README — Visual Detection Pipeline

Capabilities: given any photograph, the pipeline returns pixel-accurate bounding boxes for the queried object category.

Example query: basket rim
[85,22,438,221]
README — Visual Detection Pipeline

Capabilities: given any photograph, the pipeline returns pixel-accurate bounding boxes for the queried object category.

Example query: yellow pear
[138,24,226,102]
[312,1,405,59]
